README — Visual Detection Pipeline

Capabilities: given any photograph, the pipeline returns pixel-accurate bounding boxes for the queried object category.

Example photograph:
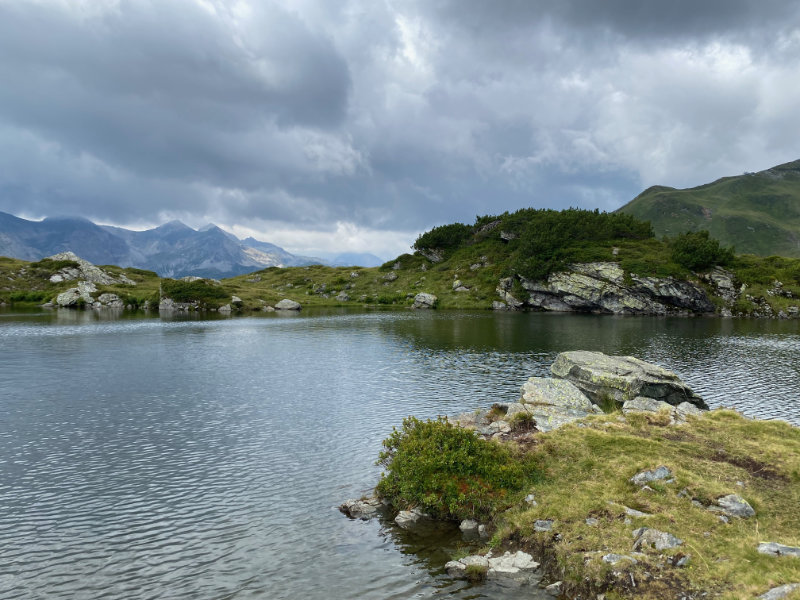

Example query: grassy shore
[377,409,800,599]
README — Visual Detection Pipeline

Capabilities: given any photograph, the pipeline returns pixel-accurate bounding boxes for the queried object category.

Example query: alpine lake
[1,307,798,599]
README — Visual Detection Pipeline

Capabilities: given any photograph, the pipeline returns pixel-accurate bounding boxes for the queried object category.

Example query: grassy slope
[617,159,800,258]
[494,409,800,599]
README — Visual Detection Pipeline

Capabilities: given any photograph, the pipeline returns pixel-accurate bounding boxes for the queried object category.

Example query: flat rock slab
[758,542,800,558]
[517,377,600,432]
[551,351,708,409]
[447,551,540,584]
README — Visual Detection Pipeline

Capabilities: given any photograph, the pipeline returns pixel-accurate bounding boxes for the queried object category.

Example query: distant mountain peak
[157,219,193,231]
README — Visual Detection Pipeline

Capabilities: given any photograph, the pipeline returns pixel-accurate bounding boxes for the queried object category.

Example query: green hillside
[617,159,800,257]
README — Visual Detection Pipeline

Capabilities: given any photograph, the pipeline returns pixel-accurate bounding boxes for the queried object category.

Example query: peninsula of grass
[376,409,800,599]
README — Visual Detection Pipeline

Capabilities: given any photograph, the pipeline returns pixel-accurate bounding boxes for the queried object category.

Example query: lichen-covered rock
[632,527,683,551]
[714,494,755,519]
[97,293,123,308]
[550,351,707,410]
[630,465,672,486]
[47,251,135,286]
[411,293,437,309]
[516,377,599,432]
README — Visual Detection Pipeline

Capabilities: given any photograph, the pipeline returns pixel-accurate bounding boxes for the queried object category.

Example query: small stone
[534,519,554,532]
[545,581,563,596]
[633,528,683,551]
[602,553,638,565]
[585,517,599,526]
[524,493,537,506]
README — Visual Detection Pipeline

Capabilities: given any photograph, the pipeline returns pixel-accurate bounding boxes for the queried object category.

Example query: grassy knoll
[377,410,800,599]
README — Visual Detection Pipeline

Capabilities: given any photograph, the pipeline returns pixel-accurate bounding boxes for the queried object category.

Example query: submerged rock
[339,497,385,520]
[551,351,708,410]
[394,508,431,530]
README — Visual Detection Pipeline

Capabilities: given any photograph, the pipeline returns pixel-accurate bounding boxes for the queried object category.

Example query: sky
[2,0,800,259]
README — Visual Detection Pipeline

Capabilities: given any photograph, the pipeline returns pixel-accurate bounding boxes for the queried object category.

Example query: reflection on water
[0,309,797,599]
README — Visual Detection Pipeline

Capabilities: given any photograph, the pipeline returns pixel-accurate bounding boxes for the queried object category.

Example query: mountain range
[617,159,800,257]
[0,212,383,278]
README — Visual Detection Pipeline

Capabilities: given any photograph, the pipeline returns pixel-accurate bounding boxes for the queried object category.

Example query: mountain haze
[617,159,800,257]
[0,212,338,278]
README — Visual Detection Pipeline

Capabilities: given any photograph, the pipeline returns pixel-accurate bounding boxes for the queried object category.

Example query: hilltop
[617,159,800,258]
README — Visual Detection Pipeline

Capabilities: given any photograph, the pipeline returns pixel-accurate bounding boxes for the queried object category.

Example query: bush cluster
[376,416,536,520]
[670,230,735,271]
[160,279,228,306]
[412,223,474,251]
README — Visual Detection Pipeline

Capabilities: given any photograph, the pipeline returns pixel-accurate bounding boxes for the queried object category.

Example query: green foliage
[376,416,536,520]
[413,223,474,251]
[670,230,735,271]
[8,290,51,303]
[160,278,228,306]
[26,258,80,279]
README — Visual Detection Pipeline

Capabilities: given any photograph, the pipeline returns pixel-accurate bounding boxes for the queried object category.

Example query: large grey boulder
[758,542,800,558]
[632,527,683,551]
[551,351,707,410]
[514,377,600,432]
[714,494,755,519]
[274,299,302,310]
[56,280,97,307]
[411,293,437,309]
[339,497,384,520]
[759,583,800,600]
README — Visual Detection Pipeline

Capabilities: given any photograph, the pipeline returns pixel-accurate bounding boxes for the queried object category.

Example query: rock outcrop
[550,351,708,410]
[274,299,302,310]
[411,293,437,309]
[47,252,135,286]
[501,262,714,315]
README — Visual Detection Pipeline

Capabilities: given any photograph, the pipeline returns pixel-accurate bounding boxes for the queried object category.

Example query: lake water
[1,308,798,599]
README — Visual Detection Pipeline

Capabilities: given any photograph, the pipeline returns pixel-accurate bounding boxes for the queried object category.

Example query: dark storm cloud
[0,0,799,256]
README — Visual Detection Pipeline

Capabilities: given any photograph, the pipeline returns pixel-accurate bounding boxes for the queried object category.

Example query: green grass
[618,159,800,258]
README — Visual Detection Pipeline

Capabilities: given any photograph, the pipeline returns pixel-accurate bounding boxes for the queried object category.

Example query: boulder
[336,291,350,302]
[274,299,302,311]
[550,351,707,410]
[47,251,135,286]
[446,551,539,583]
[383,271,398,282]
[56,288,83,307]
[97,293,123,308]
[411,293,437,309]
[516,377,599,432]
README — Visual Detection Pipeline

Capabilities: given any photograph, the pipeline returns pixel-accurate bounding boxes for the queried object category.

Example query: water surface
[1,309,797,599]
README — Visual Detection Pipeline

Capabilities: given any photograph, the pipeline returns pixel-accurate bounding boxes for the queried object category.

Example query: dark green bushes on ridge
[670,230,735,271]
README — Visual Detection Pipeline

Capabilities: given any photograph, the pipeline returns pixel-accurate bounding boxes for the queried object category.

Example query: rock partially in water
[394,508,431,530]
[339,497,385,520]
[446,550,540,584]
[551,350,708,410]
[274,299,302,310]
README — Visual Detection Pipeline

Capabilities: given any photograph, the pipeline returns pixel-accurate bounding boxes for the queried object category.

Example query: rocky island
[341,352,800,599]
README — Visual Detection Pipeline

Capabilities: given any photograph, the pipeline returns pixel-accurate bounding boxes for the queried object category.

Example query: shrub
[160,279,228,306]
[413,223,474,251]
[670,230,734,271]
[376,416,536,520]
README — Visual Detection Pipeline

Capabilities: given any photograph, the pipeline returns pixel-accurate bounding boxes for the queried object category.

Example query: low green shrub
[670,230,734,271]
[376,416,537,520]
[160,278,228,306]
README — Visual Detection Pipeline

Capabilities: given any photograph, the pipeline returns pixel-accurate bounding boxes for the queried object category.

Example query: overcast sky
[2,0,800,258]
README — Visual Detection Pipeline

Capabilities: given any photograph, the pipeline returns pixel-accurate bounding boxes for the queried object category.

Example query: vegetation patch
[160,278,229,307]
[376,416,540,520]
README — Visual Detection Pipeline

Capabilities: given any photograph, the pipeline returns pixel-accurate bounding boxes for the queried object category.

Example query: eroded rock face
[550,351,707,410]
[47,251,135,286]
[505,262,714,315]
